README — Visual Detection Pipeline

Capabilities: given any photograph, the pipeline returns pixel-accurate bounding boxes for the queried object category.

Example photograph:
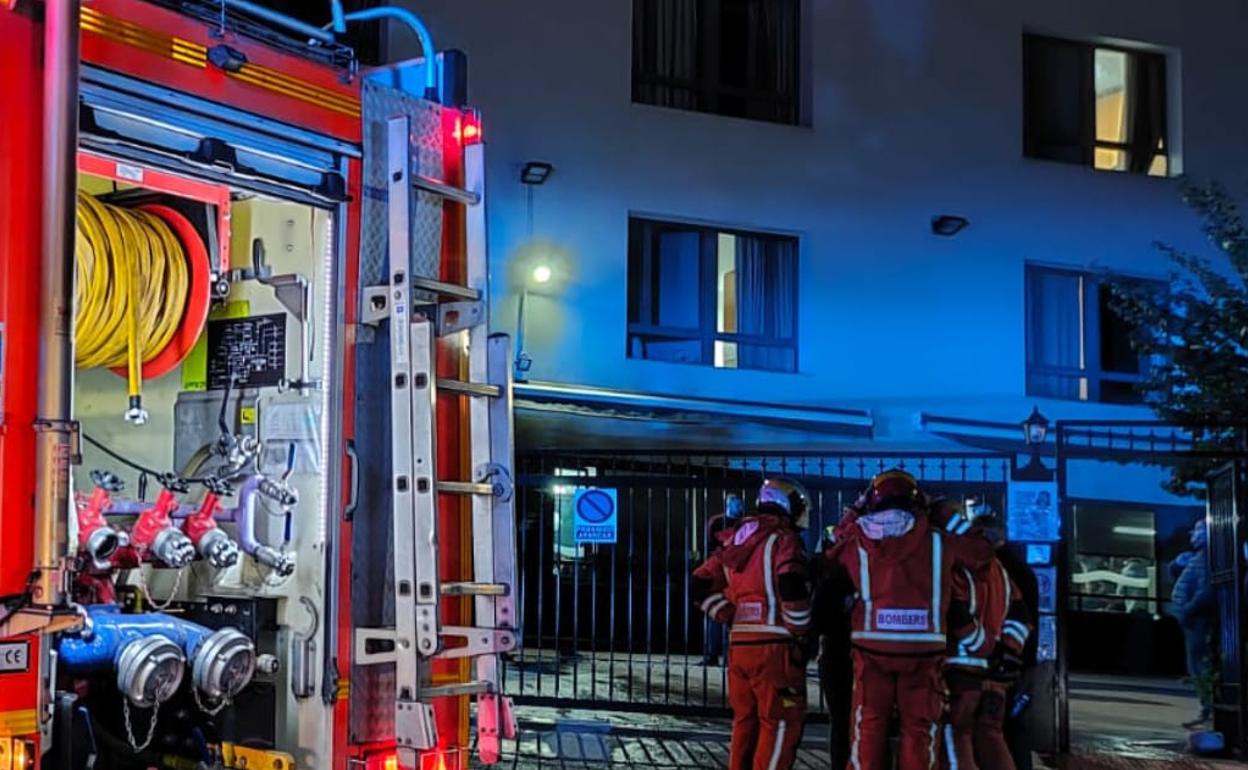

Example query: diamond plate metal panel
[359,80,445,288]
[352,80,447,743]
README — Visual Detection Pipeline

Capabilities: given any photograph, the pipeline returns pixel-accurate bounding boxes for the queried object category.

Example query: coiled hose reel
[74,192,211,423]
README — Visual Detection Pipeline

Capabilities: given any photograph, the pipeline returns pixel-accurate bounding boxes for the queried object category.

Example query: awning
[514,381,873,450]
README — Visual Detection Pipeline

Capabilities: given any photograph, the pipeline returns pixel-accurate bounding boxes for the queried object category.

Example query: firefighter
[692,478,814,770]
[704,494,746,666]
[944,506,1032,770]
[825,470,982,770]
[815,516,856,770]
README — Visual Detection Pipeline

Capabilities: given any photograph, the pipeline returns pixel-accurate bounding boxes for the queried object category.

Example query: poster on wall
[1037,615,1057,662]
[1007,480,1060,542]
[1034,566,1057,613]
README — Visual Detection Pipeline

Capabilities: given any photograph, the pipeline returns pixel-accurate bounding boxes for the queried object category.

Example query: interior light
[532,265,552,284]
[1112,526,1156,537]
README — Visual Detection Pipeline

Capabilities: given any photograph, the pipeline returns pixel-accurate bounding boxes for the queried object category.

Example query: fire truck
[0,2,518,768]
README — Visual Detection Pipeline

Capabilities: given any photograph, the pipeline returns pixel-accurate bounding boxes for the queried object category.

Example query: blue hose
[58,605,213,670]
[341,7,439,96]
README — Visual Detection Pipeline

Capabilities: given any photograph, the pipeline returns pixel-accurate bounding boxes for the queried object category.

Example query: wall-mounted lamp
[931,215,970,237]
[520,161,553,186]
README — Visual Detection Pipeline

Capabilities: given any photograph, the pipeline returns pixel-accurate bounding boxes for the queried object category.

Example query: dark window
[1023,35,1169,176]
[628,217,798,372]
[1025,265,1154,404]
[632,0,800,125]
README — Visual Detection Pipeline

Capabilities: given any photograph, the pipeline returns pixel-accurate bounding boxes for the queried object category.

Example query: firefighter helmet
[757,477,811,527]
[865,469,922,513]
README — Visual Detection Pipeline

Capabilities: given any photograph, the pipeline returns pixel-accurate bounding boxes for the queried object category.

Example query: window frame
[627,215,800,372]
[1022,33,1171,176]
[631,0,803,125]
[1024,263,1157,404]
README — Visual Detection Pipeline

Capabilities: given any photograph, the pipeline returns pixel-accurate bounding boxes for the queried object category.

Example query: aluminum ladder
[356,114,518,768]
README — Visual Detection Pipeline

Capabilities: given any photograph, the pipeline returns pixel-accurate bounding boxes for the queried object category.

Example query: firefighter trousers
[946,673,1014,770]
[727,640,807,770]
[848,650,945,770]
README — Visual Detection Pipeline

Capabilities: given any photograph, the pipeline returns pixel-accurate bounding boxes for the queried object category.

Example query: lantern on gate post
[1016,406,1053,481]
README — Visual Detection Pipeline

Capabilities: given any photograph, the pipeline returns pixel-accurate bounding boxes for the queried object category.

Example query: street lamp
[514,264,552,382]
[1022,406,1050,446]
[1016,406,1052,481]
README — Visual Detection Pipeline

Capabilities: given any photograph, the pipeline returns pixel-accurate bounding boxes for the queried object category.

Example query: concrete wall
[389,0,1248,502]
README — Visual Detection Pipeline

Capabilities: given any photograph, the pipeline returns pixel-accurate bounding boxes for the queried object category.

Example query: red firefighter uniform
[825,471,983,770]
[945,551,1032,770]
[693,478,813,770]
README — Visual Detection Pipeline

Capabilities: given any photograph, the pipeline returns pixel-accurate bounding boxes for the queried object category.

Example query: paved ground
[472,672,1241,768]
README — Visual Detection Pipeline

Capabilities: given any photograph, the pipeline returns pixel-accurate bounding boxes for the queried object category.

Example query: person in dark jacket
[1170,519,1215,726]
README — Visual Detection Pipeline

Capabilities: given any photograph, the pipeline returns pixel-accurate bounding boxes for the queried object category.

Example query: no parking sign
[572,487,618,544]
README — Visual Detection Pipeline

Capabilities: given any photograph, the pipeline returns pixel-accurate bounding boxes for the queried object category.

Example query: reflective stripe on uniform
[766,719,787,770]
[700,593,724,613]
[764,533,780,627]
[962,568,977,615]
[928,722,938,770]
[732,624,793,637]
[857,545,872,631]
[945,724,960,770]
[851,630,948,643]
[850,704,863,770]
[946,656,990,668]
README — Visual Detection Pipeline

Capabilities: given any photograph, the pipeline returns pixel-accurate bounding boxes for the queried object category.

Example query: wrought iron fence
[505,450,1013,716]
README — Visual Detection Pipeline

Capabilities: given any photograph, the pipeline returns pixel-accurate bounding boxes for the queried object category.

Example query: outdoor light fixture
[1022,406,1050,445]
[520,161,553,186]
[532,264,552,284]
[1015,406,1053,481]
[931,215,970,237]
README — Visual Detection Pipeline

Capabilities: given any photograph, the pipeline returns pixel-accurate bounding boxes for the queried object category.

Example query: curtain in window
[1023,36,1093,165]
[633,0,699,110]
[1127,51,1167,174]
[743,0,798,122]
[736,235,796,371]
[1028,270,1083,399]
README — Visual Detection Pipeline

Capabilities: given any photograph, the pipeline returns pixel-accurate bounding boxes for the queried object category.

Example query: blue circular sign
[576,489,614,524]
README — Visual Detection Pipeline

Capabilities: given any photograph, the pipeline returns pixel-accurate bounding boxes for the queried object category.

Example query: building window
[628,217,798,373]
[1070,504,1158,615]
[1025,265,1152,404]
[632,0,800,125]
[1023,35,1169,176]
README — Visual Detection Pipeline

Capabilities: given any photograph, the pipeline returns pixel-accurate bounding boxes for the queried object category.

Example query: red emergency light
[453,112,483,145]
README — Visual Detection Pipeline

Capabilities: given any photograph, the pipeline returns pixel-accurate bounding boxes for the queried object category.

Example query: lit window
[627,217,798,373]
[1071,504,1159,615]
[1024,35,1170,176]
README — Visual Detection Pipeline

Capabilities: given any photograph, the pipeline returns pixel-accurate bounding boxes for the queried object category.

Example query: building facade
[389,0,1244,677]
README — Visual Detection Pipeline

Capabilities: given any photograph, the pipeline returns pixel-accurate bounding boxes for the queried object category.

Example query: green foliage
[1108,183,1248,497]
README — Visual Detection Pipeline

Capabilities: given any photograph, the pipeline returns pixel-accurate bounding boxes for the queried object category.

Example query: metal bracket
[435,301,484,336]
[361,285,390,326]
[352,627,397,666]
[435,626,517,660]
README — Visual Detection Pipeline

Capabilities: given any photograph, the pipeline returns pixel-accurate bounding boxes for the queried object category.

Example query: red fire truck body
[0,2,515,768]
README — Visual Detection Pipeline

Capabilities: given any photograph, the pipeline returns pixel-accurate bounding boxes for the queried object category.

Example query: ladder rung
[437,481,496,497]
[413,174,481,206]
[411,276,481,301]
[424,682,491,699]
[441,582,509,597]
[437,378,500,398]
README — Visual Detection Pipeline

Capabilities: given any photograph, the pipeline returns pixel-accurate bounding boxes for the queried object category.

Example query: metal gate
[1055,421,1248,754]
[504,450,1012,717]
[1208,461,1248,749]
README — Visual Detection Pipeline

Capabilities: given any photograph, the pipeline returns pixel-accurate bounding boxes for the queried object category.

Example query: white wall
[389,0,1247,500]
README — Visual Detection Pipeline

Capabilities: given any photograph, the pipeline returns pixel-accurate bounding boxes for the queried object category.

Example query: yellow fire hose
[74,192,189,423]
